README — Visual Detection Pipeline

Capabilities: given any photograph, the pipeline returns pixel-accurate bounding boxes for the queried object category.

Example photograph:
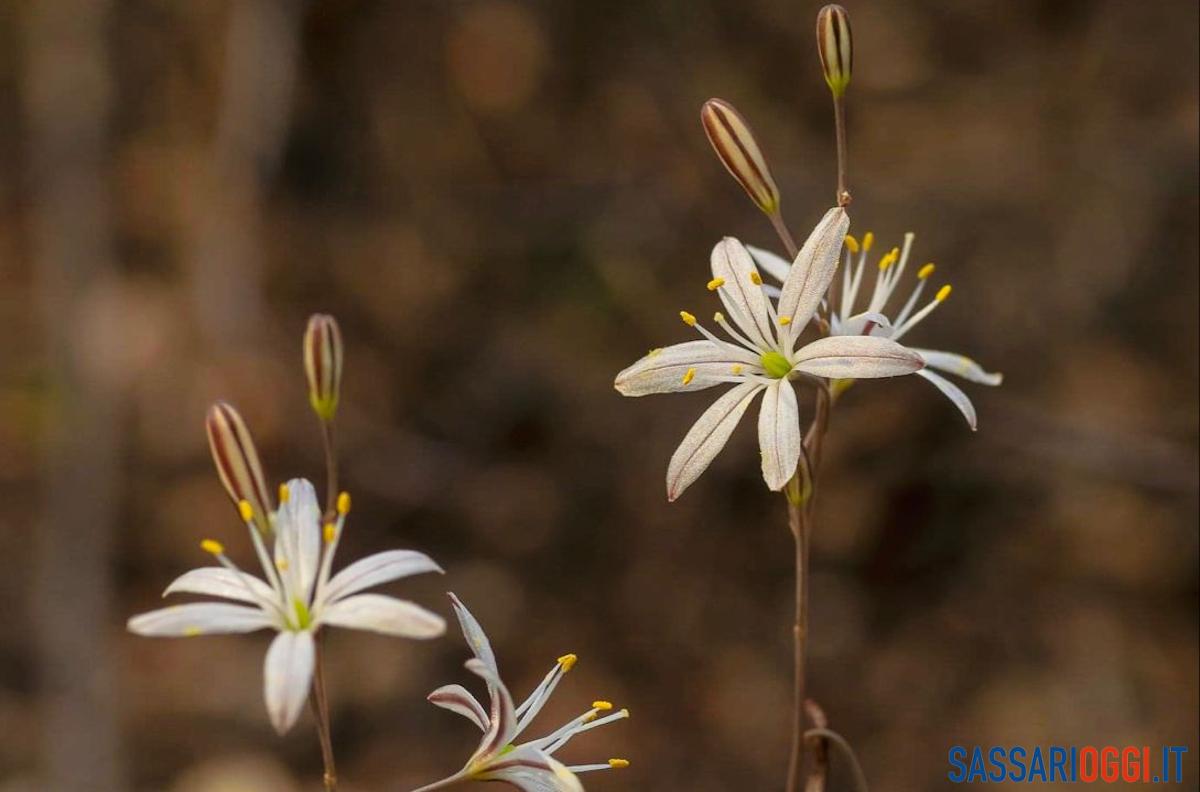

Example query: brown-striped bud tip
[303,314,343,422]
[817,5,852,97]
[700,98,781,215]
[205,401,272,533]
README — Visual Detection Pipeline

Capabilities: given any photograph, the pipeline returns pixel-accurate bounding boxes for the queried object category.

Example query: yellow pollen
[557,653,578,672]
[278,483,289,503]
[731,364,743,375]
[713,311,725,323]
[237,500,254,523]
[681,368,696,386]
[843,234,860,253]
[918,263,936,280]
[778,316,792,326]
[592,700,613,711]
[609,759,630,769]
[706,277,725,291]
[618,708,630,717]
[200,539,224,555]
[183,627,203,637]
[749,271,763,286]
[936,284,952,302]
[862,231,875,251]
[680,311,697,327]
[276,558,289,571]
[336,491,351,515]
[323,523,336,544]
[647,347,663,357]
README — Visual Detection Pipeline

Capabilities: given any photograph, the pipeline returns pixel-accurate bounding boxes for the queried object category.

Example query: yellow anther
[936,284,952,302]
[778,316,792,326]
[843,234,860,253]
[592,700,614,711]
[862,231,875,251]
[749,271,763,286]
[706,277,725,291]
[609,759,630,769]
[647,347,662,357]
[918,263,936,280]
[713,311,725,323]
[680,311,697,327]
[731,364,743,375]
[878,247,900,270]
[336,491,351,515]
[200,539,225,555]
[278,483,289,503]
[618,708,630,717]
[681,368,696,386]
[237,499,254,523]
[557,653,578,672]
[323,523,336,544]
[183,626,203,637]
[276,558,289,571]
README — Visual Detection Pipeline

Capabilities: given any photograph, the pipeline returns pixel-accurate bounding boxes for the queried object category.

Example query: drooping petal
[319,593,446,638]
[127,603,275,636]
[757,379,802,491]
[321,549,443,604]
[909,348,1003,386]
[746,244,792,283]
[916,368,979,430]
[263,630,315,734]
[449,593,500,677]
[478,745,584,792]
[162,567,278,606]
[428,683,490,732]
[466,657,519,758]
[777,208,849,333]
[614,341,759,397]
[275,478,322,601]
[666,381,763,501]
[792,335,924,379]
[835,311,893,337]
[711,237,775,348]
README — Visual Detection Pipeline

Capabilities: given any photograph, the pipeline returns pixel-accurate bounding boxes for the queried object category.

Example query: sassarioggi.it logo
[948,745,1188,784]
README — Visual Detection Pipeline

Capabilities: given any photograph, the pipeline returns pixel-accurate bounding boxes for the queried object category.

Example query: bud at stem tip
[700,98,782,215]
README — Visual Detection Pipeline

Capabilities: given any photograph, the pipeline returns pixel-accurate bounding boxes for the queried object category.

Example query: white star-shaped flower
[749,228,1003,429]
[615,208,924,500]
[414,594,629,792]
[128,478,445,734]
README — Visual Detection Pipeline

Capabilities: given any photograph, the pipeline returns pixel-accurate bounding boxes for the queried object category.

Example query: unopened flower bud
[817,5,852,97]
[205,401,272,533]
[303,313,343,422]
[700,98,782,215]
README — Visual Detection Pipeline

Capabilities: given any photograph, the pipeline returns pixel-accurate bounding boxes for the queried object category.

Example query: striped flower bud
[303,313,343,422]
[700,98,782,215]
[205,401,272,533]
[817,5,852,97]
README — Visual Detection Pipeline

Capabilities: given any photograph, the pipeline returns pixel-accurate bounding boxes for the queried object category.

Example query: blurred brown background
[0,1,1196,790]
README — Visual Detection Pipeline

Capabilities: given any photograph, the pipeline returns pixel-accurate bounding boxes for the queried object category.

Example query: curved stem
[805,728,870,792]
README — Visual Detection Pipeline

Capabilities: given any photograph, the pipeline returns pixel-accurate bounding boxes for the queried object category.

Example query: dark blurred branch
[24,1,124,789]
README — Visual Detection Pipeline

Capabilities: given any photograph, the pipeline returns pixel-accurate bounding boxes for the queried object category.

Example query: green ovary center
[293,597,313,630]
[760,351,793,379]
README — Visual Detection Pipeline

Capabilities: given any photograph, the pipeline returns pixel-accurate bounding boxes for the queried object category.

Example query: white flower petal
[263,630,315,734]
[711,237,774,347]
[322,549,443,603]
[449,593,499,677]
[836,311,893,337]
[319,593,446,638]
[909,348,1003,386]
[916,368,978,430]
[127,603,275,636]
[162,567,277,605]
[666,381,763,501]
[778,208,848,333]
[746,244,792,283]
[275,478,322,601]
[479,746,583,792]
[428,683,490,732]
[466,657,519,759]
[757,380,802,491]
[614,341,760,397]
[792,335,924,379]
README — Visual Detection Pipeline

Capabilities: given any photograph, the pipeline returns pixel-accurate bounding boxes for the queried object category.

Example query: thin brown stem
[320,419,338,523]
[784,495,811,792]
[309,633,338,791]
[770,212,801,259]
[804,699,831,792]
[833,96,850,208]
[805,728,870,792]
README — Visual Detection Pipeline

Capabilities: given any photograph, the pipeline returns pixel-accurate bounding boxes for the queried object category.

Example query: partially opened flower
[749,229,1003,429]
[128,479,445,734]
[414,594,629,792]
[615,208,923,500]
